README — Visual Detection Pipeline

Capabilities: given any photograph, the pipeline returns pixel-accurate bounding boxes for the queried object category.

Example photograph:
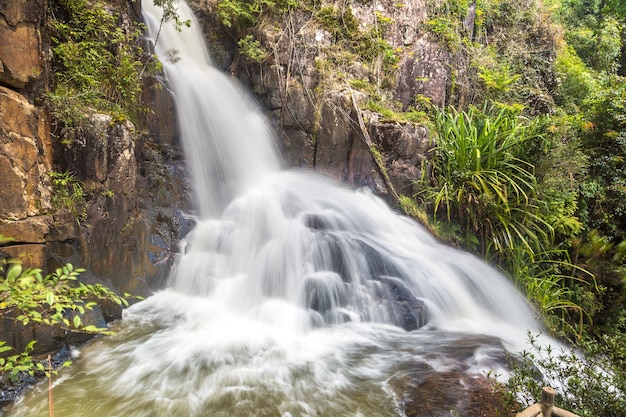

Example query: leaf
[25,340,37,351]
[6,264,23,282]
[46,291,55,306]
[73,315,82,328]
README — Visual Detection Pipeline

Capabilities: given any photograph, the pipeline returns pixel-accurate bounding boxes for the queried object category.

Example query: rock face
[0,0,191,373]
[0,0,190,294]
[188,0,444,200]
[0,86,52,222]
[0,0,46,90]
[53,114,191,296]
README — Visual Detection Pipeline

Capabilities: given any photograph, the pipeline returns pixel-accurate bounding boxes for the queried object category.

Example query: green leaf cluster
[505,333,626,417]
[47,0,147,141]
[420,102,550,255]
[411,0,626,345]
[217,0,297,29]
[48,171,86,221]
[0,240,134,380]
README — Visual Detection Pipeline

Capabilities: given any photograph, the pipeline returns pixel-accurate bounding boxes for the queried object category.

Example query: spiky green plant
[421,102,552,256]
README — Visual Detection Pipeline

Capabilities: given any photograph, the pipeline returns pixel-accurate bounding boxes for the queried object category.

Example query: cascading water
[7,2,551,416]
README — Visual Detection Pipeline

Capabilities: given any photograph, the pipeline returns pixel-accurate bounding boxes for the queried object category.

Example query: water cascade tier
[7,1,548,416]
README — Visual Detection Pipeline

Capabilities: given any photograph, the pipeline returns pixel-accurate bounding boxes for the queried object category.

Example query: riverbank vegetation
[417,0,626,342]
[410,0,626,414]
[0,235,131,379]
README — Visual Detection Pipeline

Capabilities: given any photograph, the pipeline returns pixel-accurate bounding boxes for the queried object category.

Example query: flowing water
[8,1,549,416]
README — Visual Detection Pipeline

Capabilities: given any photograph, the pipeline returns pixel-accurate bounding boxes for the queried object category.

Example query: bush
[419,101,549,256]
[0,235,132,380]
[48,0,147,132]
[506,333,626,417]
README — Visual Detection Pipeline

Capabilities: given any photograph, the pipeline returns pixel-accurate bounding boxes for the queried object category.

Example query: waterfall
[142,0,281,217]
[141,0,540,338]
[7,2,550,416]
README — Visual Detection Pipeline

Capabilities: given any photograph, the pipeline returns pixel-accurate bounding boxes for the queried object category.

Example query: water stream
[8,1,549,415]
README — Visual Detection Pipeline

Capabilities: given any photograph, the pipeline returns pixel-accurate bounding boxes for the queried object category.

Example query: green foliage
[578,75,626,243]
[365,100,428,124]
[425,0,468,43]
[415,102,599,338]
[48,171,86,221]
[505,247,596,338]
[0,246,133,380]
[425,17,463,49]
[532,115,587,240]
[555,0,624,73]
[420,102,550,255]
[47,0,147,136]
[313,2,400,91]
[238,34,268,62]
[477,64,521,94]
[506,333,626,417]
[554,45,597,110]
[216,0,296,30]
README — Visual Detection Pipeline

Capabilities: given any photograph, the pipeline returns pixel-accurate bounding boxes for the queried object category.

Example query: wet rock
[378,276,428,331]
[357,240,403,279]
[388,366,508,417]
[139,72,178,146]
[304,272,348,314]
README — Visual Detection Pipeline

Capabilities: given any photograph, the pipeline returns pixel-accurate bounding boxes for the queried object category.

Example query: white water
[8,1,549,416]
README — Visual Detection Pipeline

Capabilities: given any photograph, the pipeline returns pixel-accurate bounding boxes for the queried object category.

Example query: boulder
[378,276,428,331]
[370,120,431,196]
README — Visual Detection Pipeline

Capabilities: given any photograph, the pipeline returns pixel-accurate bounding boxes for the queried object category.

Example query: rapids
[6,1,550,415]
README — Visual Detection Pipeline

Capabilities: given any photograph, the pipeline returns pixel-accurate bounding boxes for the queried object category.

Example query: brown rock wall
[0,0,46,90]
[0,86,52,223]
[201,0,442,198]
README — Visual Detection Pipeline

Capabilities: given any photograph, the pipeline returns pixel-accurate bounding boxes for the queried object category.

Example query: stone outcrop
[0,0,189,296]
[395,36,450,109]
[369,118,430,196]
[0,0,46,90]
[0,85,53,236]
[0,0,53,253]
[52,114,192,296]
[0,1,191,381]
[188,0,444,200]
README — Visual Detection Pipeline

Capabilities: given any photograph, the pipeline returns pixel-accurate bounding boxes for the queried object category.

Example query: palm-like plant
[422,102,552,258]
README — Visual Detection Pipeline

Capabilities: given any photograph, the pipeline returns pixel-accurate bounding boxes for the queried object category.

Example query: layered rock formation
[0,0,54,270]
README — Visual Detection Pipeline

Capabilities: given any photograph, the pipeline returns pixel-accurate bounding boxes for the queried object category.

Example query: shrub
[420,102,550,256]
[506,333,626,417]
[0,235,133,380]
[47,0,147,132]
